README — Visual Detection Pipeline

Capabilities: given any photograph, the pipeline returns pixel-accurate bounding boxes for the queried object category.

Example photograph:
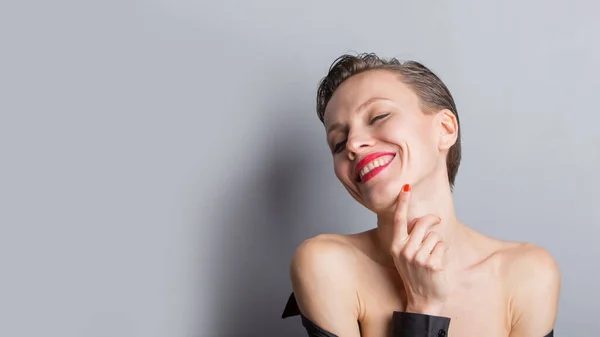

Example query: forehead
[323,69,419,125]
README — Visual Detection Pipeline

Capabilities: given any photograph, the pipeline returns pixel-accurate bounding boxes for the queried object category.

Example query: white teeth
[358,155,395,180]
[360,167,368,179]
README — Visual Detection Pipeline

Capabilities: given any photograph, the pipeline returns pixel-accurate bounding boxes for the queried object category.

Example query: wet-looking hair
[316,53,461,189]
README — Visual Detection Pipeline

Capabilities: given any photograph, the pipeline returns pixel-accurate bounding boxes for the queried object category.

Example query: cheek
[399,118,436,148]
[333,157,352,183]
[384,120,436,165]
[381,117,413,145]
[418,123,439,151]
[411,125,441,169]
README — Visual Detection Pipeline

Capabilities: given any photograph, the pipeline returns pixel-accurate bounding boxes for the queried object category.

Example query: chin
[358,179,404,213]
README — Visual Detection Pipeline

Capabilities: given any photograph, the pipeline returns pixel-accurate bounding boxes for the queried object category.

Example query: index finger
[393,184,412,242]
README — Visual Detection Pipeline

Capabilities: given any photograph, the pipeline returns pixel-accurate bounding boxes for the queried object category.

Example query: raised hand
[390,184,449,316]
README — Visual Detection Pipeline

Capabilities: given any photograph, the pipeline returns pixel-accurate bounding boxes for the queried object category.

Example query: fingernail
[403,184,411,192]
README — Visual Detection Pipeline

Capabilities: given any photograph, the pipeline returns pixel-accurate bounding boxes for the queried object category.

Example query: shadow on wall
[205,109,322,336]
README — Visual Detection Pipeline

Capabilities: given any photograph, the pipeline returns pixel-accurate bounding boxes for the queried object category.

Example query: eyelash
[333,141,345,153]
[332,113,390,154]
[369,112,390,124]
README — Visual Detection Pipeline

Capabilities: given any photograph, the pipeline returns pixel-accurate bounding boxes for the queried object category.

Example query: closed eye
[369,113,390,124]
[333,140,346,154]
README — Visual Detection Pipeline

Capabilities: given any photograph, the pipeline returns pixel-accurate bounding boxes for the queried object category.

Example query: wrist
[404,302,445,316]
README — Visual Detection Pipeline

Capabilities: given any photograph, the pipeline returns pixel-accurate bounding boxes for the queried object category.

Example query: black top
[281,292,554,337]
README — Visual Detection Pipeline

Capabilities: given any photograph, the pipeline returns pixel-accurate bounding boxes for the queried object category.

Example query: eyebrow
[326,97,394,135]
[357,97,393,112]
[326,122,345,135]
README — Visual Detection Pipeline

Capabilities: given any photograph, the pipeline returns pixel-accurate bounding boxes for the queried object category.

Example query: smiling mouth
[355,153,396,183]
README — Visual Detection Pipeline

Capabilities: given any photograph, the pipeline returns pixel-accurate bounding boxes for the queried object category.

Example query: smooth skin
[290,69,560,337]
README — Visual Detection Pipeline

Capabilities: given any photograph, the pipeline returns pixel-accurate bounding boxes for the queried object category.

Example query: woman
[281,53,560,337]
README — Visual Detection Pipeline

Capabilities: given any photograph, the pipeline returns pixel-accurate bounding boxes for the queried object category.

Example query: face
[323,70,456,213]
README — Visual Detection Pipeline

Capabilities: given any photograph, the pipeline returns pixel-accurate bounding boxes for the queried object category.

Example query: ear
[437,109,458,151]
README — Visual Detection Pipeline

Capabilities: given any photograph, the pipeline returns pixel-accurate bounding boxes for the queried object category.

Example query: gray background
[1,0,598,336]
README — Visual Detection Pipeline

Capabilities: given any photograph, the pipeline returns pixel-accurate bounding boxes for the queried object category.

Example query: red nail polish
[403,184,411,192]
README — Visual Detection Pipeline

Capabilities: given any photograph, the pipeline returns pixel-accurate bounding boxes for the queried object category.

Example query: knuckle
[401,248,413,261]
[428,213,442,221]
[390,244,400,256]
[414,253,428,265]
[414,219,427,229]
[428,262,441,271]
[436,241,447,251]
[391,240,408,255]
[411,222,426,235]
[419,214,440,226]
[429,231,442,242]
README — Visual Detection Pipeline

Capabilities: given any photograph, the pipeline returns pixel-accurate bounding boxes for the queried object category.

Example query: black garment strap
[300,314,339,337]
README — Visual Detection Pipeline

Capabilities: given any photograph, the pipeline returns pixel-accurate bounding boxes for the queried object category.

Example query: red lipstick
[355,152,396,183]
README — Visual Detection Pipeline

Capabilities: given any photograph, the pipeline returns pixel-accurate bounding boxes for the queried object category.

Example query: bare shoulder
[497,242,561,336]
[290,233,361,288]
[289,233,363,335]
[500,242,560,286]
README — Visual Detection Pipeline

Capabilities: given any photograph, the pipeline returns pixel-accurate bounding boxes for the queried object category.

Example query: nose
[346,131,375,161]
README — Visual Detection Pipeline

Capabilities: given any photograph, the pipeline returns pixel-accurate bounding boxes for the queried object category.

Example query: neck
[373,177,469,272]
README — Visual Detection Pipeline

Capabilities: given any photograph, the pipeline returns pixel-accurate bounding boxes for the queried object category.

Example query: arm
[286,235,451,337]
[290,235,362,337]
[282,292,452,337]
[508,245,561,337]
[285,187,454,337]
